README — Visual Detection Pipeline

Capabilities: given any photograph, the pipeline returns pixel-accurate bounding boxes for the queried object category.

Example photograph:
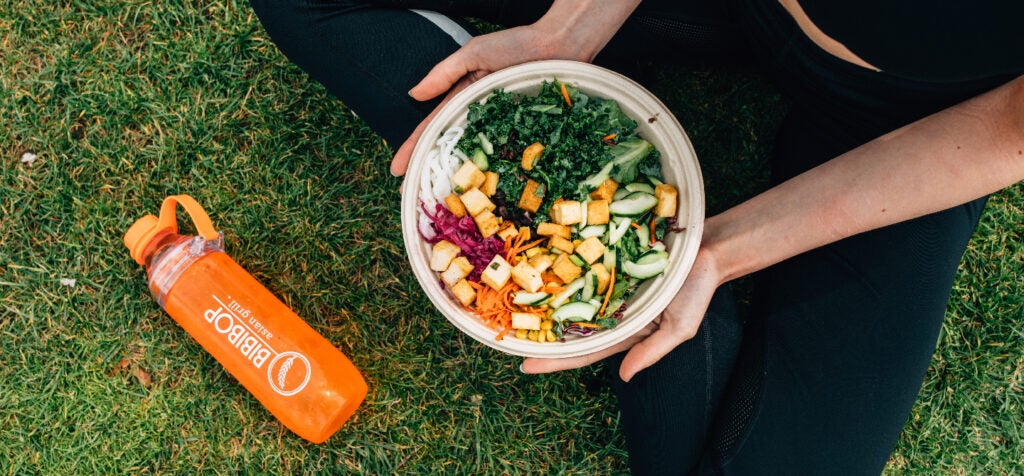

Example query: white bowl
[401,60,704,358]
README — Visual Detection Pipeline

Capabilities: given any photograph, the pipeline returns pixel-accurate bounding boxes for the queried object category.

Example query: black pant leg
[705,108,989,474]
[607,286,744,476]
[248,0,481,146]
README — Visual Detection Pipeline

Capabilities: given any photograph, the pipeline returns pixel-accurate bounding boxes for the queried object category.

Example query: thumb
[409,49,473,101]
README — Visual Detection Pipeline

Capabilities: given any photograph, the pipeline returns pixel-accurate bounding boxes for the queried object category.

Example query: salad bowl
[400,60,704,358]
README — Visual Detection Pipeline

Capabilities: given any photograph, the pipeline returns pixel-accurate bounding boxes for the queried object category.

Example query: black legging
[247,0,1006,473]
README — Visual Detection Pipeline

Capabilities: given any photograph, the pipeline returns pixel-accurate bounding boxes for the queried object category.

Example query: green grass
[1,1,1020,474]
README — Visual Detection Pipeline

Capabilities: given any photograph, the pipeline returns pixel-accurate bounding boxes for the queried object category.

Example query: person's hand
[389,25,580,176]
[390,0,642,176]
[520,248,724,382]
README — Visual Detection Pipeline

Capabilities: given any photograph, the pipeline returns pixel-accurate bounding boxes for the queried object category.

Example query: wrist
[700,211,763,285]
[533,0,641,62]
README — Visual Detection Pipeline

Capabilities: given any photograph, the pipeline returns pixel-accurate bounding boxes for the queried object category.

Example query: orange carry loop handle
[124,195,221,265]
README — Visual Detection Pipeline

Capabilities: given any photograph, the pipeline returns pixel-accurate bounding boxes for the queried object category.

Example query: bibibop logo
[267,351,312,396]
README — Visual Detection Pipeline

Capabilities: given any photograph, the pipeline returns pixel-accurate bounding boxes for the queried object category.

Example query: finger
[391,76,476,176]
[390,122,427,177]
[616,327,694,382]
[408,48,474,101]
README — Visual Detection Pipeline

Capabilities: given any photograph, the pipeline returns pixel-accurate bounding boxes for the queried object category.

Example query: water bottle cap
[124,195,220,265]
[124,214,165,265]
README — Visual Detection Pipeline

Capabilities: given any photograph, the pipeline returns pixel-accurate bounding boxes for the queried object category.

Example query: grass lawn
[1,1,1021,474]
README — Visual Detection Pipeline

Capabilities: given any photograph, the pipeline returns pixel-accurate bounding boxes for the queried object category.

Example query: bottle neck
[145,232,225,307]
[140,230,183,268]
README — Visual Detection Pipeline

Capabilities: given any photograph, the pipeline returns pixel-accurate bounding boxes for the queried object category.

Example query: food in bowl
[416,79,685,344]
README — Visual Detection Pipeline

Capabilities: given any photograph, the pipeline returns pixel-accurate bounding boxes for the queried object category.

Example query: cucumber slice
[603,246,617,271]
[612,188,631,201]
[476,132,494,155]
[636,223,650,249]
[637,250,669,264]
[607,218,632,246]
[580,270,598,302]
[581,161,615,191]
[579,225,606,239]
[512,290,551,306]
[568,254,586,267]
[622,253,669,279]
[647,175,664,186]
[651,241,666,252]
[549,277,585,308]
[624,182,655,194]
[472,149,489,171]
[610,192,658,216]
[551,301,598,323]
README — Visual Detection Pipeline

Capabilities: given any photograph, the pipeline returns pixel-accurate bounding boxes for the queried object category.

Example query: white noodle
[419,125,466,206]
[417,124,470,240]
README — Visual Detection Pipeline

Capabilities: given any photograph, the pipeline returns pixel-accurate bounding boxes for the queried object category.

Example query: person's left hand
[520,247,723,382]
[389,23,598,177]
[390,0,642,176]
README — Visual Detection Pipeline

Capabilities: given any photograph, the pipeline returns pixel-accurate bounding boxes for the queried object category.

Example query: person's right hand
[390,0,642,176]
[521,246,725,382]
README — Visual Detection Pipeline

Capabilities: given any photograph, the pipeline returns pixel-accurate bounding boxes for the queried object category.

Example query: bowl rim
[400,60,704,358]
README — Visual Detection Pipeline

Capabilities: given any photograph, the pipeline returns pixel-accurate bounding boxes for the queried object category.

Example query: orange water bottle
[123,195,367,443]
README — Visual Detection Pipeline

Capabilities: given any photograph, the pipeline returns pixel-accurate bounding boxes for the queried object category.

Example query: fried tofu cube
[481,254,512,290]
[591,263,611,295]
[548,235,575,254]
[518,226,532,241]
[444,193,468,218]
[586,199,610,225]
[459,187,496,216]
[430,240,461,271]
[481,171,499,197]
[575,236,605,265]
[511,312,542,331]
[441,256,474,286]
[528,253,555,273]
[452,160,486,192]
[536,222,571,240]
[450,279,477,307]
[511,260,544,293]
[518,179,544,213]
[521,142,545,171]
[551,253,583,284]
[589,177,619,201]
[473,210,501,238]
[655,184,679,218]
[496,222,519,242]
[549,200,583,226]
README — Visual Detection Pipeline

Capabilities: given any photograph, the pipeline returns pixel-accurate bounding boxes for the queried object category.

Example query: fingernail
[518,362,526,373]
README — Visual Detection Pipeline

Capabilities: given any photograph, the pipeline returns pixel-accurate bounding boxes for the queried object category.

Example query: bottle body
[145,234,367,443]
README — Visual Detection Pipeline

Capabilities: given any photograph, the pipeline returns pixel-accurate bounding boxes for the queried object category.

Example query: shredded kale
[456,80,657,223]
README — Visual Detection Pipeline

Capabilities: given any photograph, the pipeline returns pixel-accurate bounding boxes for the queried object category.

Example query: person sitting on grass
[247,0,1024,473]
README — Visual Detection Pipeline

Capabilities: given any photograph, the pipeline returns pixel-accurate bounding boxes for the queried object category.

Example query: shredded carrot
[649,215,658,245]
[602,133,617,141]
[599,266,616,316]
[506,237,546,263]
[574,322,603,329]
[630,222,642,230]
[560,82,572,107]
[467,281,532,341]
